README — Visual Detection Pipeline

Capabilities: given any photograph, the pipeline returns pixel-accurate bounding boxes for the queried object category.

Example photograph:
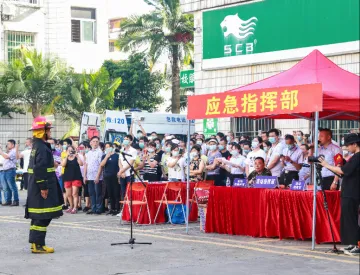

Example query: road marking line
[0,218,357,265]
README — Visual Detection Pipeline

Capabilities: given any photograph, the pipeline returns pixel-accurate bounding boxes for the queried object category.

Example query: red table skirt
[122,182,198,224]
[205,187,341,244]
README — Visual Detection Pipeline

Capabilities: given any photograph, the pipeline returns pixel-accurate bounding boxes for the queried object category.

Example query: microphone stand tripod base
[111,152,152,249]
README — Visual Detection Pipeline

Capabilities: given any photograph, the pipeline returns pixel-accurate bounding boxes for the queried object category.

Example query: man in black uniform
[25,116,64,253]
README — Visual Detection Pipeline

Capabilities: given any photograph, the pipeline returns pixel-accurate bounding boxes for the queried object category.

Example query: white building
[180,0,360,138]
[0,0,109,72]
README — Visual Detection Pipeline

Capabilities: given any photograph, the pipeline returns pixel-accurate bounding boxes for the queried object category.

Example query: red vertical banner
[187,83,322,119]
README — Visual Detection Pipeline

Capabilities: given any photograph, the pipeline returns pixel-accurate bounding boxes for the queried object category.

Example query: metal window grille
[234,117,274,138]
[6,31,35,63]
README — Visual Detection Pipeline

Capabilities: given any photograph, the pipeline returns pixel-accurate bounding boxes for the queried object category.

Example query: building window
[71,7,96,43]
[109,41,115,52]
[6,31,35,62]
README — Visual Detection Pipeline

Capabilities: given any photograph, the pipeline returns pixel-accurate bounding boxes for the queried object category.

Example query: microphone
[120,151,133,157]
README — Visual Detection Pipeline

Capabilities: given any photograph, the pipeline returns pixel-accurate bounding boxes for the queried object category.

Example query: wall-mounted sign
[202,0,359,70]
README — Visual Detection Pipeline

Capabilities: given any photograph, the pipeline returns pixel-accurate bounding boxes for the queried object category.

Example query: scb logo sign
[224,42,256,56]
[220,13,258,56]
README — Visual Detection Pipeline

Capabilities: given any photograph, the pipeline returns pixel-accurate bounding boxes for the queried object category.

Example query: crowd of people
[0,126,354,211]
[0,122,359,255]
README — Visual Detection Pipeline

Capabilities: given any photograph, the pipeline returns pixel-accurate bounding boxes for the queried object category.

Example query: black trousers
[105,175,120,212]
[29,219,52,246]
[23,173,29,190]
[340,197,360,245]
[321,176,340,190]
[279,171,299,187]
[207,174,223,186]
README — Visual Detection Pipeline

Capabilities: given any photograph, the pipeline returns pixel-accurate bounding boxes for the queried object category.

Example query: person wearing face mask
[61,146,83,214]
[262,141,272,156]
[196,136,207,156]
[133,143,145,181]
[138,136,149,151]
[227,131,235,143]
[295,131,305,146]
[160,139,173,180]
[318,133,360,256]
[266,129,284,181]
[299,144,311,185]
[218,138,231,185]
[279,135,303,187]
[219,143,246,186]
[16,138,32,191]
[186,145,205,182]
[245,137,266,177]
[206,139,222,186]
[142,141,161,182]
[117,135,137,202]
[314,128,342,191]
[241,141,251,158]
[129,119,147,143]
[100,143,120,216]
[166,144,185,181]
[148,131,158,141]
[153,138,164,180]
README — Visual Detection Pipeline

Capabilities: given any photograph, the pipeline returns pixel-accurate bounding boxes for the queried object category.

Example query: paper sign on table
[290,180,306,191]
[253,176,278,189]
[233,178,248,188]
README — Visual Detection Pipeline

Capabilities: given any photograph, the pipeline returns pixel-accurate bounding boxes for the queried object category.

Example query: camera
[70,150,76,155]
[308,155,323,163]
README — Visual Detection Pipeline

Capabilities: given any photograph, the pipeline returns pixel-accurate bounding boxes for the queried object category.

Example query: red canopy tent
[185,49,360,249]
[231,49,360,120]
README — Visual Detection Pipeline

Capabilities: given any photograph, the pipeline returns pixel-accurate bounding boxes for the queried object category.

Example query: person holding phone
[61,146,83,214]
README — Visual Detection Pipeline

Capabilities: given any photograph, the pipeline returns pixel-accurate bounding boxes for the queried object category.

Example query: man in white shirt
[245,137,267,176]
[84,136,104,214]
[279,135,303,187]
[266,129,284,180]
[16,138,33,190]
[316,128,342,190]
[118,135,137,202]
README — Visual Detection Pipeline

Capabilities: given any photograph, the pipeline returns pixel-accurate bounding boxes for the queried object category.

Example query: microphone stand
[111,151,152,249]
[314,163,341,254]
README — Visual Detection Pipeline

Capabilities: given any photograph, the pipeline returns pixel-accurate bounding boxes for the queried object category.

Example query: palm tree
[117,0,193,114]
[55,67,122,124]
[1,48,69,118]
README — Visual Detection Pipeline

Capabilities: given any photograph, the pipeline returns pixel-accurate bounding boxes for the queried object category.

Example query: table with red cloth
[205,187,341,244]
[122,182,198,224]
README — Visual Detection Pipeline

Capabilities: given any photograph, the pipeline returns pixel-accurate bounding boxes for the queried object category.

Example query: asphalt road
[0,190,359,275]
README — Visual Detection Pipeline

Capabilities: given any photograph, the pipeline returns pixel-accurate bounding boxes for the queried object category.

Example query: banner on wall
[202,0,359,69]
[187,83,323,120]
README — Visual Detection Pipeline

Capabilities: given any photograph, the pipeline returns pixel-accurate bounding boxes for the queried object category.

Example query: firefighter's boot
[31,243,54,253]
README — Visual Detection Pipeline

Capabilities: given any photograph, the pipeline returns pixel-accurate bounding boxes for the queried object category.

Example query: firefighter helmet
[29,116,54,131]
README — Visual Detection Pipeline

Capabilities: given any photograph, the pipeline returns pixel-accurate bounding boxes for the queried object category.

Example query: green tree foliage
[117,0,193,113]
[55,67,122,123]
[103,53,165,112]
[1,49,69,118]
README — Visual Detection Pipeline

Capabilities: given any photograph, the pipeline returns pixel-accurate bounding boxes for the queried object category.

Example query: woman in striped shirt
[143,142,161,182]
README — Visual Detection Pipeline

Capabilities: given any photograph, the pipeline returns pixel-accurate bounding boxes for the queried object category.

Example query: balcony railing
[5,0,41,6]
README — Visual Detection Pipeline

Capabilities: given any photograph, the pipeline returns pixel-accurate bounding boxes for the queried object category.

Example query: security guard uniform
[25,117,63,253]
